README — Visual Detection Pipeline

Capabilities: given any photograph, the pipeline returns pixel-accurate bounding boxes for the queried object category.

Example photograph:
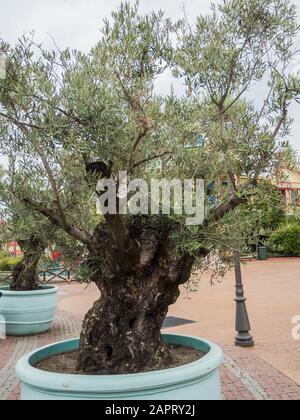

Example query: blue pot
[0,286,58,336]
[16,334,223,400]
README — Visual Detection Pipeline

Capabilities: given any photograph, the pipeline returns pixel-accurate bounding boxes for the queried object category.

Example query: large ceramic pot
[0,286,58,336]
[16,334,223,400]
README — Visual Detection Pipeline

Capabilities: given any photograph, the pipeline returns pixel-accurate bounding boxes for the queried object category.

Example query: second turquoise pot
[0,285,58,336]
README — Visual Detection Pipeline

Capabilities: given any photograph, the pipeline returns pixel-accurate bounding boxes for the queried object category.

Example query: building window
[291,190,299,207]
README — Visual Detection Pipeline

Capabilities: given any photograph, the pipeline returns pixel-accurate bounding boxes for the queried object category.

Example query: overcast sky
[0,0,300,166]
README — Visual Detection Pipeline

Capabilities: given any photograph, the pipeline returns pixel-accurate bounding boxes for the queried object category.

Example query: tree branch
[0,111,43,131]
[227,170,238,191]
[19,195,90,245]
[0,111,71,230]
[271,107,288,140]
[211,191,247,222]
[129,151,172,173]
[114,71,143,113]
[132,126,150,154]
[36,147,68,229]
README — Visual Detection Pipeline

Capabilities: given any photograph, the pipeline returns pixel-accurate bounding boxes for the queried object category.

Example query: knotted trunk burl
[10,237,45,291]
[77,220,196,374]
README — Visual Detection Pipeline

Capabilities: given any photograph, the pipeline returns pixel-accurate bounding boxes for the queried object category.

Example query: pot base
[16,334,223,400]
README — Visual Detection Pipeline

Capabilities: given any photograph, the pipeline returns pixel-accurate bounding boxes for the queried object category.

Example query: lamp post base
[235,332,254,348]
[234,252,254,348]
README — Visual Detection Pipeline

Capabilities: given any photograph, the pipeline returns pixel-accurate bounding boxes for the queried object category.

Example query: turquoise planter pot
[16,334,223,400]
[0,286,57,336]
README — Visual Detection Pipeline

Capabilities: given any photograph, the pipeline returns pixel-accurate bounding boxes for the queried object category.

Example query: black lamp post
[234,251,254,347]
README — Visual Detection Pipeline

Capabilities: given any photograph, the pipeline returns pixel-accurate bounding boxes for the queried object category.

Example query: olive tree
[0,159,85,291]
[0,1,299,374]
[0,160,59,290]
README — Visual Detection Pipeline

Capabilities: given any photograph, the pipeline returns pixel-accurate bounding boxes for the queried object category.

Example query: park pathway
[1,259,300,400]
[1,310,300,400]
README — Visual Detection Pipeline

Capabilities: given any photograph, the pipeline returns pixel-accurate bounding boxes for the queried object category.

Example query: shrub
[0,251,9,259]
[237,181,285,254]
[268,223,300,257]
[0,256,23,271]
[285,214,300,224]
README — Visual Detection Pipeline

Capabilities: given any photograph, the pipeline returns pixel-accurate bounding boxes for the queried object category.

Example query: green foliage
[0,255,23,271]
[285,213,300,223]
[268,222,300,256]
[0,0,299,280]
[237,181,285,250]
[252,183,285,231]
[0,251,9,259]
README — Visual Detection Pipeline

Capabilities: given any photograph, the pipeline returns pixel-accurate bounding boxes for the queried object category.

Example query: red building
[0,220,23,256]
[273,167,300,211]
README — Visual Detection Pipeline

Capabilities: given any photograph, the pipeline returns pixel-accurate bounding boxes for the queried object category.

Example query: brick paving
[1,311,300,400]
[1,259,300,400]
[0,311,82,401]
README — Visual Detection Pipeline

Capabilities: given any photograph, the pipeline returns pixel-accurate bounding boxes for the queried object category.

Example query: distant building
[3,241,23,256]
[0,220,23,256]
[273,167,300,212]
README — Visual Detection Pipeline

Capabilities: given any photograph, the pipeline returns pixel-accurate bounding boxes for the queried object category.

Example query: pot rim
[16,334,223,394]
[0,285,58,296]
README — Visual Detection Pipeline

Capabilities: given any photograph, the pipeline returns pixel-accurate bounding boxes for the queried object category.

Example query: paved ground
[1,258,300,400]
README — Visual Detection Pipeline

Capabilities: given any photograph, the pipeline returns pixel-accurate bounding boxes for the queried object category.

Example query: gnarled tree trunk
[10,237,45,291]
[77,221,196,374]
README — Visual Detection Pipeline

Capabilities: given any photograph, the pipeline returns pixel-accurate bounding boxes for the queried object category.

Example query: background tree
[0,158,87,291]
[238,181,286,252]
[0,0,299,374]
[0,161,59,290]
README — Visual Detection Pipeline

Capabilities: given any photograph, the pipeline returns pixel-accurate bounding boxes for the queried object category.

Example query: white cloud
[0,0,217,50]
[0,0,299,153]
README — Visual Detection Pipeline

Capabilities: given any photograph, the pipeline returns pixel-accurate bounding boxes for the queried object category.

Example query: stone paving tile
[220,365,255,401]
[0,311,81,401]
[223,354,271,400]
[0,338,17,369]
[8,384,20,401]
[1,311,300,401]
[223,345,300,401]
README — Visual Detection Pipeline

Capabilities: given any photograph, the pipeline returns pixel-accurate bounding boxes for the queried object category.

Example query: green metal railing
[39,267,74,284]
[0,272,12,286]
[0,267,75,286]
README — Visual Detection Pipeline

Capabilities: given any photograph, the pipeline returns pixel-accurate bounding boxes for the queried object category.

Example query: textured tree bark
[77,223,196,374]
[10,253,41,291]
[10,237,45,291]
[77,278,178,374]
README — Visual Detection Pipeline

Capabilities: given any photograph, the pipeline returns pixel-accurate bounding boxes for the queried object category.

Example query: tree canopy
[0,1,298,248]
[0,0,300,373]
